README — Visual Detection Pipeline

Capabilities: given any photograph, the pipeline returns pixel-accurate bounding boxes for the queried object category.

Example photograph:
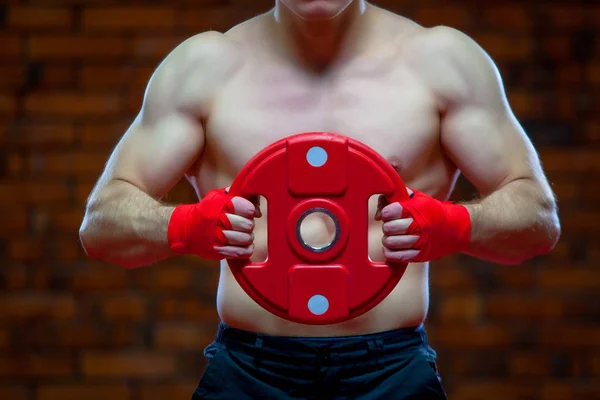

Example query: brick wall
[0,1,598,399]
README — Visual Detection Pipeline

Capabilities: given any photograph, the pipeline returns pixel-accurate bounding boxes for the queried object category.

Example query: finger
[222,230,255,246]
[383,248,420,263]
[230,197,256,218]
[380,202,404,222]
[225,214,255,233]
[382,234,419,250]
[382,218,414,235]
[215,244,254,259]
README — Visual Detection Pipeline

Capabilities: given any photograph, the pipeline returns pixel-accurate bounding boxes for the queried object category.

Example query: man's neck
[271,1,369,73]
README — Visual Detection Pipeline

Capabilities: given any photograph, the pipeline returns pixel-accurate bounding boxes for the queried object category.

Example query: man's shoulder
[165,31,241,72]
[408,26,486,65]
[402,25,499,97]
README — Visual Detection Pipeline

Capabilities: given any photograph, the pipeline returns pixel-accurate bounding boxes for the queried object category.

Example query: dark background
[0,1,598,399]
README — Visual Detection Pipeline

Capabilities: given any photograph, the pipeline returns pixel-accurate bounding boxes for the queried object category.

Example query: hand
[168,188,261,260]
[377,188,420,262]
[215,193,261,259]
[377,188,471,263]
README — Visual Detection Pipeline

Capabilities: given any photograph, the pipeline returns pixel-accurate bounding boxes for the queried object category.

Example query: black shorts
[192,322,447,400]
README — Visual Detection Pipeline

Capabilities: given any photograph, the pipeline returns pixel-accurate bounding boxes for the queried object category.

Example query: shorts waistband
[214,321,428,356]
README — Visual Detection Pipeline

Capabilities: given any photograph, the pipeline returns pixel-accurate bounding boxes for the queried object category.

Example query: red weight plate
[227,132,409,325]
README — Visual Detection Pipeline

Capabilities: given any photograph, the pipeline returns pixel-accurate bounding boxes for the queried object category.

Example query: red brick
[542,35,570,60]
[83,7,176,31]
[451,381,536,400]
[27,151,109,176]
[25,92,122,117]
[80,120,129,146]
[1,181,66,205]
[8,238,44,261]
[72,261,129,292]
[507,90,543,118]
[101,294,148,320]
[39,63,78,88]
[8,237,81,261]
[510,353,557,377]
[155,323,213,349]
[131,35,188,58]
[1,266,29,290]
[429,260,475,290]
[588,63,600,85]
[177,7,266,32]
[541,382,600,400]
[19,321,135,348]
[427,324,513,348]
[0,294,75,319]
[125,90,144,114]
[157,298,219,320]
[29,36,129,59]
[38,384,132,400]
[134,265,197,292]
[475,34,532,61]
[0,329,8,348]
[482,5,531,30]
[0,355,73,378]
[540,384,572,400]
[75,182,95,206]
[414,5,472,29]
[540,149,600,173]
[555,92,576,119]
[42,208,84,233]
[585,119,600,143]
[561,212,600,233]
[544,238,568,260]
[5,153,25,176]
[0,208,27,236]
[8,6,73,30]
[495,267,537,288]
[62,323,134,348]
[551,181,579,203]
[82,352,177,377]
[138,382,197,400]
[0,95,18,117]
[0,386,29,400]
[592,354,600,375]
[0,34,22,57]
[2,123,75,147]
[57,239,83,260]
[538,266,599,290]
[540,326,600,348]
[0,65,26,89]
[544,5,585,29]
[556,63,584,86]
[438,295,481,322]
[79,65,142,89]
[485,295,563,319]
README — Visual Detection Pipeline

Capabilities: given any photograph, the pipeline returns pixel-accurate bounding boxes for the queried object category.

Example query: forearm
[462,179,560,264]
[79,179,176,268]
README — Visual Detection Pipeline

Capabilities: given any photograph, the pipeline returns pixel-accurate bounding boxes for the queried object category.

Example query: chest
[205,58,441,180]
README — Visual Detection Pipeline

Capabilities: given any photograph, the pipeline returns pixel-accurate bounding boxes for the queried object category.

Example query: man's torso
[181,6,460,336]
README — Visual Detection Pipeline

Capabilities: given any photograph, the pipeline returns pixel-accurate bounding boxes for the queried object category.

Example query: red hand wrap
[400,190,471,262]
[167,188,234,260]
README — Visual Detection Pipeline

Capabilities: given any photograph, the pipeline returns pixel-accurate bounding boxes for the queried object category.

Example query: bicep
[102,110,204,200]
[441,103,541,195]
[438,32,547,196]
